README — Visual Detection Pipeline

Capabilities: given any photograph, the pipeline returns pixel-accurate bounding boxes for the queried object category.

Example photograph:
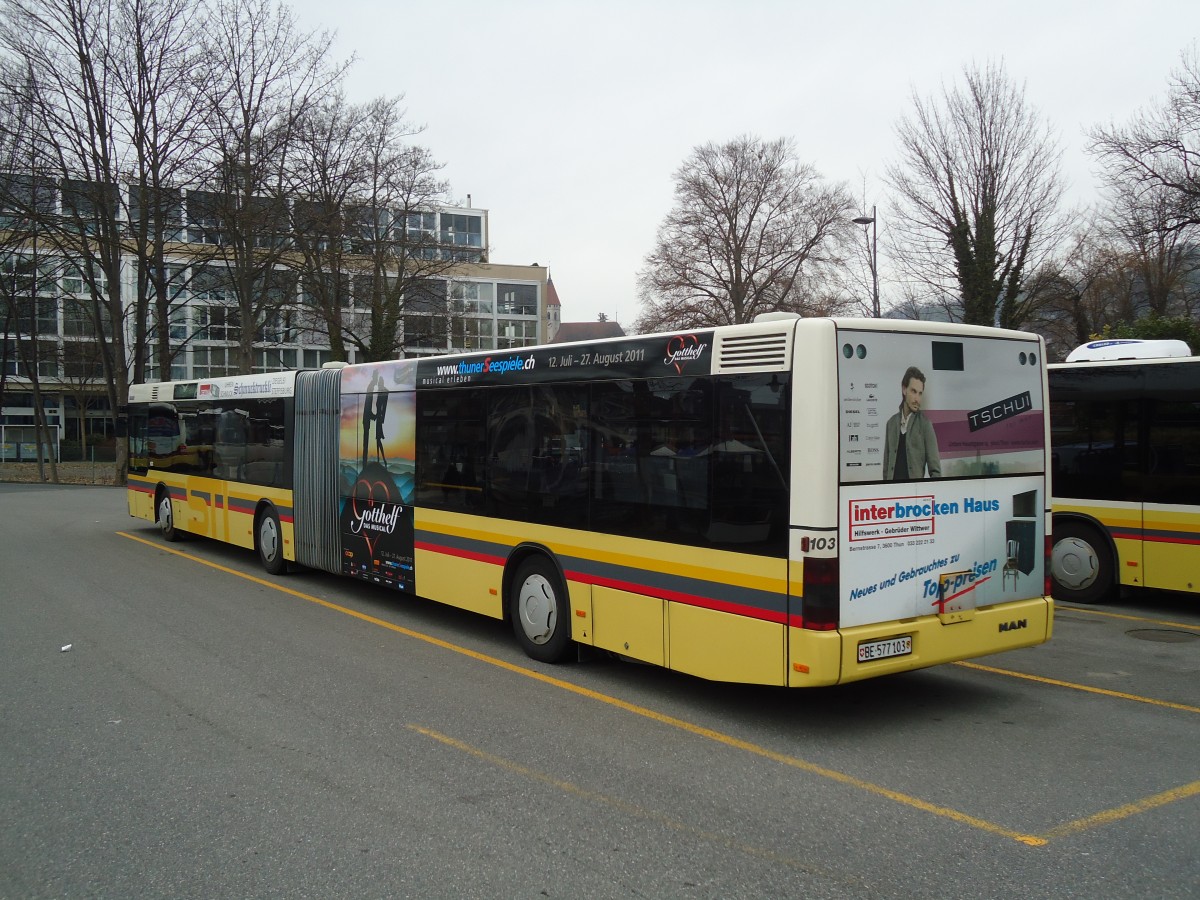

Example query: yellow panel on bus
[414,545,504,620]
[591,586,665,666]
[1142,507,1200,593]
[667,602,786,685]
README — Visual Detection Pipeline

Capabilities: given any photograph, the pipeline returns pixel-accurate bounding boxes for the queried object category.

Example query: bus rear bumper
[788,597,1054,686]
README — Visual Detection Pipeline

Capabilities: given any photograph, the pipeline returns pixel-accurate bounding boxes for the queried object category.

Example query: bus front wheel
[157,489,180,542]
[510,556,572,664]
[1051,522,1114,604]
[257,507,287,576]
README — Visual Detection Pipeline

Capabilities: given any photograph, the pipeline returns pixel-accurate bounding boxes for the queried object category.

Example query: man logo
[999,619,1027,633]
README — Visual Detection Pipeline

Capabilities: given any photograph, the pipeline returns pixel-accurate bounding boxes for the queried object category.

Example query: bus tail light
[802,557,840,631]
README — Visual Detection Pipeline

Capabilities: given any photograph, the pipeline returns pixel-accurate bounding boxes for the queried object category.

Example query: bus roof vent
[1065,338,1192,361]
[714,328,792,372]
[150,386,160,401]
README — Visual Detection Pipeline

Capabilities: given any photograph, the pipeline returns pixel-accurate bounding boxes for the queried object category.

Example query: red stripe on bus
[414,540,505,567]
[415,538,788,624]
[1110,529,1200,546]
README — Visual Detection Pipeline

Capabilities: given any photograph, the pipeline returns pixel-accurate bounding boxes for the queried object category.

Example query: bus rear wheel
[510,556,572,664]
[257,507,287,576]
[1051,521,1114,604]
[156,489,180,542]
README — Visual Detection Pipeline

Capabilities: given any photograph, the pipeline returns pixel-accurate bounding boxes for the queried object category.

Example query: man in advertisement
[883,366,941,481]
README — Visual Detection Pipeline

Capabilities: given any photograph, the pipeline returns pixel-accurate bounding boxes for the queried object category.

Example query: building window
[167,306,188,342]
[440,213,482,247]
[257,310,294,343]
[1,297,58,335]
[144,345,188,382]
[195,306,241,343]
[452,316,494,351]
[497,319,537,349]
[498,283,537,316]
[404,211,437,241]
[192,346,237,379]
[62,297,111,337]
[187,190,227,245]
[62,263,107,296]
[256,348,297,372]
[0,174,55,228]
[129,187,184,242]
[450,280,493,315]
[62,341,105,378]
[303,349,333,368]
[192,265,236,305]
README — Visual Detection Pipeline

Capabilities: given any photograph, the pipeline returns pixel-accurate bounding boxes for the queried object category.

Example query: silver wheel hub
[1051,537,1098,591]
[158,496,172,532]
[260,517,279,561]
[516,574,556,645]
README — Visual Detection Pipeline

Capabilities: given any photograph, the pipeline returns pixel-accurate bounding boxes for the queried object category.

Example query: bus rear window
[931,341,964,371]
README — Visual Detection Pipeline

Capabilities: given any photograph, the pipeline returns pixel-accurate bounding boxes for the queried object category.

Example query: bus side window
[415,388,486,511]
[128,408,149,473]
[1146,399,1200,506]
[1051,395,1137,502]
[708,376,789,554]
[588,378,713,544]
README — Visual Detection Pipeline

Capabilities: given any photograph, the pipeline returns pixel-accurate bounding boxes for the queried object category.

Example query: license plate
[857,635,912,663]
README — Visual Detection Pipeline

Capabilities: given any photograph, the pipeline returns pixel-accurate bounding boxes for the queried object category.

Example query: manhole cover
[1126,629,1200,644]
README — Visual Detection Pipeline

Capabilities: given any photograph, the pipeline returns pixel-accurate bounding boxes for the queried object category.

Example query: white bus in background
[1050,339,1200,603]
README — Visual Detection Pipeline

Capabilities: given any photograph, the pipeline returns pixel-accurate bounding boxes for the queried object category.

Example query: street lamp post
[852,205,879,318]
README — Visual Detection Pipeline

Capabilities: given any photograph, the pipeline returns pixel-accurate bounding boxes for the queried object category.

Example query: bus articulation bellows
[126,316,1053,686]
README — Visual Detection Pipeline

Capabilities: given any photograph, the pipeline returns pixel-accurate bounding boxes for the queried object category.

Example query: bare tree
[111,0,215,383]
[0,0,134,480]
[1097,179,1198,320]
[339,97,452,361]
[285,93,452,362]
[635,135,854,332]
[286,93,371,361]
[196,0,348,373]
[886,61,1068,328]
[1090,43,1200,232]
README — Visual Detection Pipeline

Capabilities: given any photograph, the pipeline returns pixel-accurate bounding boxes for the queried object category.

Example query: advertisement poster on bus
[836,329,1045,483]
[413,331,716,388]
[839,475,1044,627]
[338,361,418,593]
[835,330,1046,627]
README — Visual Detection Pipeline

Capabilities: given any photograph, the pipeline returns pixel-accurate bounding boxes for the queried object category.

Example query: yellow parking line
[954,661,1200,714]
[120,531,1193,847]
[1038,780,1200,841]
[408,725,863,882]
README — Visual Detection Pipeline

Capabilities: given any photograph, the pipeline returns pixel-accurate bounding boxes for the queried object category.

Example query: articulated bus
[1049,339,1200,603]
[127,316,1053,686]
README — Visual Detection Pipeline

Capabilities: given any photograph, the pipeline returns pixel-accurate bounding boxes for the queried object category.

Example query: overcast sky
[289,0,1196,325]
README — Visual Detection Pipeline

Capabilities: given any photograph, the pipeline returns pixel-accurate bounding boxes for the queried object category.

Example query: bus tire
[156,488,181,542]
[256,506,287,576]
[509,555,572,664]
[1051,521,1114,604]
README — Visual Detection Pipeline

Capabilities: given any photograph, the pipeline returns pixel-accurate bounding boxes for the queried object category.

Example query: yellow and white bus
[1050,339,1200,602]
[127,316,1053,685]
